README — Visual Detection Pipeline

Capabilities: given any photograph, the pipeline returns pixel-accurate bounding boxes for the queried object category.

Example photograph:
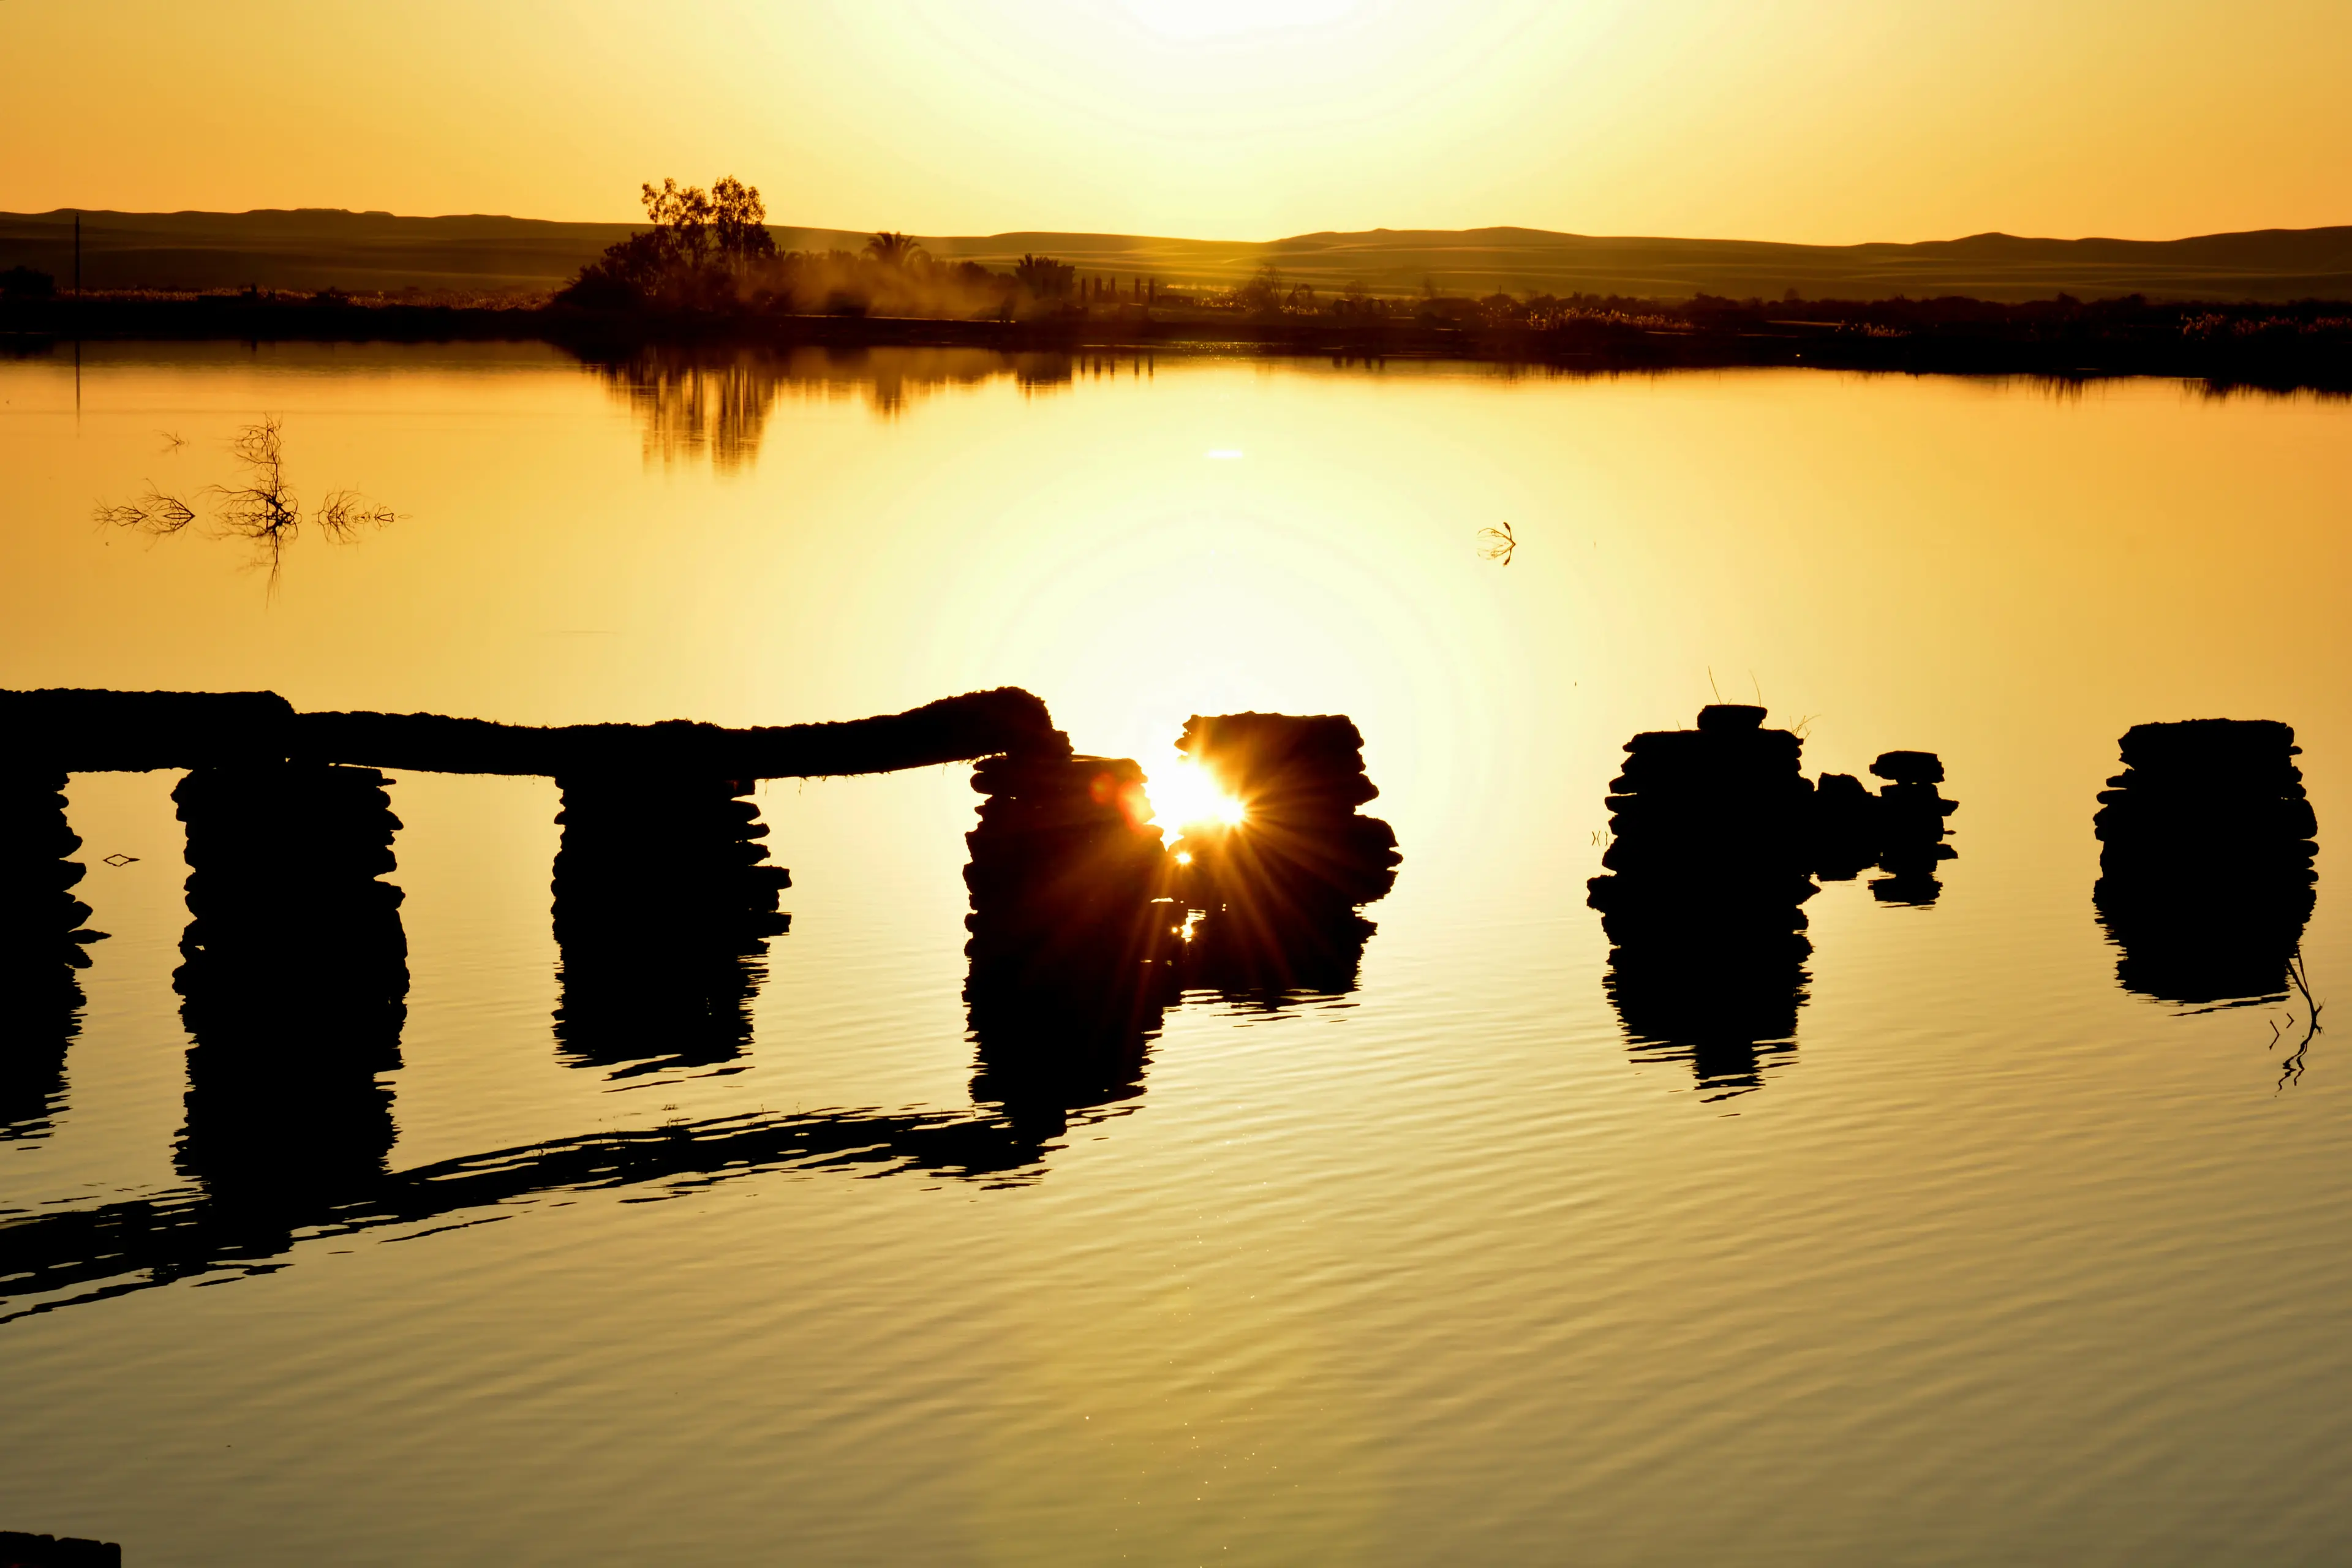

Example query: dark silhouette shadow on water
[550,773,790,1079]
[1590,706,1958,1098]
[0,1102,1087,1324]
[0,771,102,1140]
[2094,719,2320,1010]
[169,764,409,1215]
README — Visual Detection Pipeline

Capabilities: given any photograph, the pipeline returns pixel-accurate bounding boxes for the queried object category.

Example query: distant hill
[4,208,2349,302]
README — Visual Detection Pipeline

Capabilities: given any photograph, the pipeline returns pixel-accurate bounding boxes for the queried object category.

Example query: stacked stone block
[0,770,102,1138]
[963,752,1180,1123]
[1587,704,1817,1094]
[171,762,409,1198]
[1168,712,1398,994]
[1810,750,1959,903]
[2093,718,2318,1005]
[550,773,791,1075]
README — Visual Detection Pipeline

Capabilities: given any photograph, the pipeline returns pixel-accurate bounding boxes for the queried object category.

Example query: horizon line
[7,205,2350,254]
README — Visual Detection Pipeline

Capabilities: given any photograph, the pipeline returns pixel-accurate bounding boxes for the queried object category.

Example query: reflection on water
[1,1102,1099,1325]
[551,773,791,1079]
[2095,719,2321,1009]
[594,345,1099,469]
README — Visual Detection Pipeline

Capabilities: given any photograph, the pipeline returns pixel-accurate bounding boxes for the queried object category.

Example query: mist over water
[4,342,2351,1566]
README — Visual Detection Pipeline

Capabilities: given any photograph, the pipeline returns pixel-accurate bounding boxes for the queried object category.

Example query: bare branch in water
[91,415,399,581]
[94,486,200,534]
[315,489,399,540]
[2275,946,2324,1089]
[227,415,286,475]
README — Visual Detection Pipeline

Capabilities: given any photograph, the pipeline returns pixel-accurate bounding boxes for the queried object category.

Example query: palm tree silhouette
[863,232,929,270]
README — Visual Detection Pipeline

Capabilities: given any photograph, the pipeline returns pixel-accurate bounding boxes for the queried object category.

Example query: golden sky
[6,0,2346,243]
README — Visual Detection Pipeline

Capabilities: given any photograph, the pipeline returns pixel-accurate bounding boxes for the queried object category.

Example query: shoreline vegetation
[5,181,2350,388]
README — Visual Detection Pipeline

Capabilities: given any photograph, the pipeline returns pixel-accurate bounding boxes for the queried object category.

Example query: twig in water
[2274,946,2323,1089]
[94,486,198,535]
[92,416,400,587]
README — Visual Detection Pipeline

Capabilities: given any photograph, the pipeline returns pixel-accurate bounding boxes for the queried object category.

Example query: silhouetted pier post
[549,772,790,1075]
[0,769,102,1138]
[1589,705,1817,1095]
[1168,713,1396,995]
[2094,718,2318,1005]
[1809,750,1958,904]
[170,763,409,1202]
[963,752,1177,1126]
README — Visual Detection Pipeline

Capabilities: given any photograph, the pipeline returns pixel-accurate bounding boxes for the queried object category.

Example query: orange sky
[5,0,2346,244]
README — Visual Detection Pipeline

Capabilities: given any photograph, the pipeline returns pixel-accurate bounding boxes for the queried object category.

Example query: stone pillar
[1588,705,1815,1098]
[550,774,790,1076]
[0,770,104,1139]
[1166,712,1396,998]
[1807,750,1958,904]
[170,763,408,1200]
[963,753,1177,1125]
[2094,719,2318,1005]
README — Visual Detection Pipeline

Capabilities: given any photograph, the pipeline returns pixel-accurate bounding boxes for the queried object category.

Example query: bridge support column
[962,753,1177,1126]
[170,763,408,1200]
[550,774,790,1076]
[0,769,103,1139]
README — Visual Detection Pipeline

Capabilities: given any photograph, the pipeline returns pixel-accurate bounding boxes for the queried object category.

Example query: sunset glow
[1150,760,1250,832]
[2,1,2344,242]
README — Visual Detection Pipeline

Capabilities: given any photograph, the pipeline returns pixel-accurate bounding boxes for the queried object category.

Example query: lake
[3,341,2349,1566]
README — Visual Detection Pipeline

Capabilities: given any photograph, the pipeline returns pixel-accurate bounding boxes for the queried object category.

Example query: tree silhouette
[862,231,930,270]
[1012,254,1075,302]
[560,176,778,310]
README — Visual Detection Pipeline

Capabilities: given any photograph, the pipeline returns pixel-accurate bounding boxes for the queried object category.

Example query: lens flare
[1150,760,1248,832]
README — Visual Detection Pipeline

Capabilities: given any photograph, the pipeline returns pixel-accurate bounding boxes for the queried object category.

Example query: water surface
[3,343,2350,1565]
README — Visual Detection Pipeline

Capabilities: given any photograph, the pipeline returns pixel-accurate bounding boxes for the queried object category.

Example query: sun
[1116,0,1361,42]
[1150,759,1249,832]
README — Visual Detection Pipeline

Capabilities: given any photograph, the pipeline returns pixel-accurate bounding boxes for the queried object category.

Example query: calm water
[4,342,2350,1566]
